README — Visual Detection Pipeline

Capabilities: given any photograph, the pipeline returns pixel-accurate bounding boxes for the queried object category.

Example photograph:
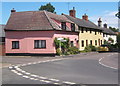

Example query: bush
[89,45,97,51]
[56,48,62,56]
[67,47,80,54]
[84,46,91,52]
[84,45,97,52]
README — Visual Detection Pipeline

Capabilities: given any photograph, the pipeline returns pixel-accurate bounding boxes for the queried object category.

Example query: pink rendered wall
[54,31,79,47]
[6,30,78,54]
[51,18,71,30]
[6,31,55,54]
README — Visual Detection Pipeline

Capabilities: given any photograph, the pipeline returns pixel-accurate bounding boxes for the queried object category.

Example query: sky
[1,2,119,28]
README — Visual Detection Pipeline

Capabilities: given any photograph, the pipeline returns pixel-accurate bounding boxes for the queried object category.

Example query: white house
[97,18,117,44]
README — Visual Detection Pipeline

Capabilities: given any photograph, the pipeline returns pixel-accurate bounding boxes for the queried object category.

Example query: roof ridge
[43,11,55,29]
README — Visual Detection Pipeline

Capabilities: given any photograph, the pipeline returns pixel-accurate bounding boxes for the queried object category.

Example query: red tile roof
[5,10,74,32]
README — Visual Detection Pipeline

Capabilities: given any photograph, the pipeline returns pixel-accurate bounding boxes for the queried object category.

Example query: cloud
[89,11,118,28]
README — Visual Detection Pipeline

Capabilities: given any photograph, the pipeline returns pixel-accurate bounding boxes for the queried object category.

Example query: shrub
[56,48,62,56]
[67,46,80,54]
[84,45,97,52]
[89,45,97,51]
[84,46,91,52]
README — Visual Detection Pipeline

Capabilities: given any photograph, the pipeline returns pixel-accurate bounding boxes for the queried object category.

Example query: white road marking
[16,73,23,76]
[30,78,36,80]
[40,80,51,83]
[25,72,31,75]
[9,58,77,84]
[30,74,38,77]
[22,75,30,78]
[9,66,13,69]
[53,83,59,84]
[39,76,47,79]
[11,70,19,74]
[99,57,118,70]
[63,81,76,84]
[49,78,60,82]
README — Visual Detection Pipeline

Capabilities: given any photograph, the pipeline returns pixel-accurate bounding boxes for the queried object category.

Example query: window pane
[41,40,46,48]
[12,41,19,49]
[34,40,46,48]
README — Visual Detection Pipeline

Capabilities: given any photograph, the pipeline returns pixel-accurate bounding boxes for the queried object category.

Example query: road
[2,52,118,85]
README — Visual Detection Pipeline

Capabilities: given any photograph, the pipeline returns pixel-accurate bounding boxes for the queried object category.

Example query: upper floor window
[81,28,84,33]
[86,28,88,32]
[34,40,46,49]
[95,31,97,35]
[12,41,19,49]
[71,23,75,31]
[90,29,92,33]
[61,22,66,30]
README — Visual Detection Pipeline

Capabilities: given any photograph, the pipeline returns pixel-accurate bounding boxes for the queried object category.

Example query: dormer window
[61,22,66,30]
[81,28,84,33]
[71,23,75,31]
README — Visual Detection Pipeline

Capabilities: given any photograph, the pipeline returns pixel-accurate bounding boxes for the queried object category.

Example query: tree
[108,37,114,44]
[115,1,120,19]
[109,27,119,32]
[117,33,120,51]
[39,3,55,13]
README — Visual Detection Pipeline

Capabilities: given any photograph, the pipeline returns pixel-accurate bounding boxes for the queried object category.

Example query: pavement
[1,52,119,85]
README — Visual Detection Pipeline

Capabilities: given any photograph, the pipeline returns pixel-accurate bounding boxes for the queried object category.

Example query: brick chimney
[11,8,16,13]
[103,23,107,28]
[98,18,102,27]
[69,7,76,18]
[82,14,88,21]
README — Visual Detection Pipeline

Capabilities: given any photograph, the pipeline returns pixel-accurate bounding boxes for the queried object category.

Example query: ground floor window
[12,41,19,49]
[34,40,46,49]
[90,40,92,45]
[95,40,97,46]
[101,40,102,45]
[81,40,84,47]
[70,41,74,47]
[86,40,88,46]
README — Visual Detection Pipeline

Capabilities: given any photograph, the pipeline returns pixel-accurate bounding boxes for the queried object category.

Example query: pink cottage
[5,9,79,56]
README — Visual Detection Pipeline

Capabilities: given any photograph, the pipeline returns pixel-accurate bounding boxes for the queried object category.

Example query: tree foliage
[39,3,55,13]
[109,27,119,32]
[117,33,120,51]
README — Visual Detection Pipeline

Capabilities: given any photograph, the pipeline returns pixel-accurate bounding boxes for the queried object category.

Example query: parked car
[98,44,109,52]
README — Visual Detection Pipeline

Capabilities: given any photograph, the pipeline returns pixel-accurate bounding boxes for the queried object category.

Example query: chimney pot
[11,8,16,13]
[98,18,102,27]
[104,23,107,28]
[69,7,76,18]
[82,14,88,21]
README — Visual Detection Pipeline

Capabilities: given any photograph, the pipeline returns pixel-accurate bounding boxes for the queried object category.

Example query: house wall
[79,30,104,51]
[0,43,5,56]
[6,31,55,54]
[54,31,79,47]
[5,30,78,55]
[103,34,117,44]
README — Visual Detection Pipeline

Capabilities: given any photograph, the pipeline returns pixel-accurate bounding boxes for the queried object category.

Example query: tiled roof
[101,27,116,35]
[5,11,53,31]
[64,14,103,31]
[0,24,5,37]
[5,11,74,32]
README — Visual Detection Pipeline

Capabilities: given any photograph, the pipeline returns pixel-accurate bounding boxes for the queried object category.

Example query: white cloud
[89,11,118,28]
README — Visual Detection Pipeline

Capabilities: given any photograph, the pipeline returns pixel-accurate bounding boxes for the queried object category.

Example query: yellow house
[64,12,104,51]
